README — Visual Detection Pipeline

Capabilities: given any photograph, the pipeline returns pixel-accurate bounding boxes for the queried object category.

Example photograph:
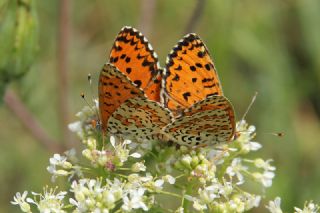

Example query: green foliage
[0,0,38,101]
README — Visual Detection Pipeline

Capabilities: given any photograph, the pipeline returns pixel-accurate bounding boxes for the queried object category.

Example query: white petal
[110,136,116,148]
[130,153,141,158]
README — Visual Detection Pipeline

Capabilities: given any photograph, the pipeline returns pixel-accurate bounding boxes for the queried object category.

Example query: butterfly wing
[108,96,173,140]
[110,26,161,102]
[162,33,223,111]
[163,95,235,146]
[98,63,144,131]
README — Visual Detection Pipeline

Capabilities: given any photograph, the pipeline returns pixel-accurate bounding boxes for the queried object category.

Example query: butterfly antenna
[88,74,94,102]
[86,74,101,123]
[235,92,284,139]
[240,91,258,122]
[263,132,285,137]
[80,92,94,110]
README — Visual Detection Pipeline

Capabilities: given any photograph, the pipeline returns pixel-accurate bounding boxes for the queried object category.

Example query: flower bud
[97,154,108,166]
[82,149,92,160]
[20,202,31,212]
[62,161,72,169]
[174,161,184,170]
[254,158,265,168]
[191,156,199,168]
[87,138,97,150]
[55,169,69,176]
[181,155,192,168]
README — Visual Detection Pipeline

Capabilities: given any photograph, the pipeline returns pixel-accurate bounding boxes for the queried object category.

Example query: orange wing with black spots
[110,26,161,102]
[162,33,223,112]
[98,63,144,131]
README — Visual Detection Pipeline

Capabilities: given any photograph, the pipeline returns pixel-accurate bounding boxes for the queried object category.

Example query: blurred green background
[1,0,319,212]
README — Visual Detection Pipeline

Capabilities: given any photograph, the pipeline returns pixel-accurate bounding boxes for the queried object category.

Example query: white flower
[130,152,142,158]
[294,201,320,213]
[95,150,108,166]
[228,197,245,212]
[131,162,146,172]
[235,120,261,152]
[254,159,276,171]
[65,148,78,163]
[110,137,141,164]
[127,140,153,155]
[106,178,123,200]
[207,148,230,165]
[245,141,262,151]
[68,101,99,139]
[175,207,184,213]
[47,154,72,182]
[193,199,207,211]
[50,154,72,169]
[162,175,176,184]
[67,165,84,181]
[123,139,132,145]
[122,188,148,211]
[266,197,283,213]
[115,148,130,163]
[70,178,124,211]
[243,193,261,210]
[253,171,275,187]
[68,121,82,133]
[145,178,164,192]
[154,179,164,189]
[218,180,233,198]
[11,191,31,213]
[26,187,67,213]
[82,149,109,167]
[198,185,219,203]
[226,158,247,185]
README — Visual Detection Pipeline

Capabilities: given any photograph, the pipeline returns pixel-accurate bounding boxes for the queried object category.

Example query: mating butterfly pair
[98,26,235,147]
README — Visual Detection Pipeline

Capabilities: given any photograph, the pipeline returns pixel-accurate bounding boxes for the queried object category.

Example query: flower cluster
[69,174,175,212]
[266,197,319,213]
[12,101,319,212]
[11,187,67,213]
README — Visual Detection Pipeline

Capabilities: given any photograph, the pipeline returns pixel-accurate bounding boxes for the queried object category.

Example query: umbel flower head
[12,102,319,212]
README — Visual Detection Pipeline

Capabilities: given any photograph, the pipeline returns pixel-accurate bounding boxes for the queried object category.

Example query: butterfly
[98,26,235,146]
[98,63,171,141]
[161,33,235,146]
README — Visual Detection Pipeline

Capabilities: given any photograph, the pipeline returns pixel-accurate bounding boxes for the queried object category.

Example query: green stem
[117,168,130,171]
[157,190,182,199]
[175,174,186,179]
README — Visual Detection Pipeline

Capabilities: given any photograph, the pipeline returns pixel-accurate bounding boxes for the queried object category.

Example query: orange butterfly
[99,63,172,140]
[161,34,235,145]
[98,26,235,146]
